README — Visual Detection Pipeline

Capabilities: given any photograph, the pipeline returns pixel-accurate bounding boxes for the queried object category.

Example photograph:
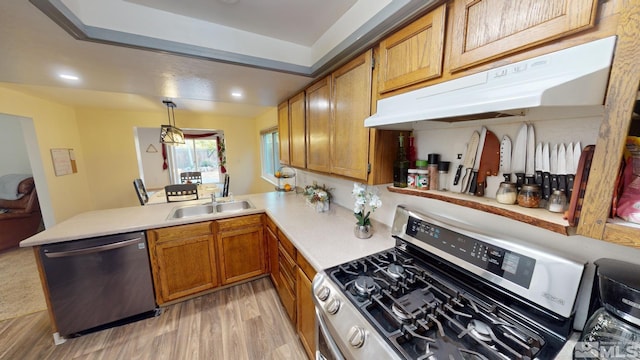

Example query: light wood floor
[0,277,308,360]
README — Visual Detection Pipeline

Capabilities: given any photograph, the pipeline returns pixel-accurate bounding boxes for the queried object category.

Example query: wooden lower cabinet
[296,253,317,359]
[215,214,266,285]
[147,222,218,305]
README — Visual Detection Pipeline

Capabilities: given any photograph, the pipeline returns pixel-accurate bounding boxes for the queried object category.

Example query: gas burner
[467,320,493,343]
[387,263,405,279]
[354,275,376,295]
[391,303,413,322]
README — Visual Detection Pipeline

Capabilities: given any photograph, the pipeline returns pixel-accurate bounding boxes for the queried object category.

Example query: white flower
[352,183,382,226]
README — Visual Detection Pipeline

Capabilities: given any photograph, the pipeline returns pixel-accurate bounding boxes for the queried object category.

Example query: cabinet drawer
[277,278,296,323]
[277,229,296,259]
[216,214,263,231]
[148,222,212,243]
[296,251,316,280]
[279,246,297,292]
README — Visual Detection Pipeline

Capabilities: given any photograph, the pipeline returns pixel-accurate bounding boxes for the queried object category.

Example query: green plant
[304,184,332,203]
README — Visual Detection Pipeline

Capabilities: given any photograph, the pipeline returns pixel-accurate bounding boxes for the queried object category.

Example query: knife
[566,142,575,199]
[500,135,512,182]
[558,143,567,195]
[475,130,501,197]
[572,142,582,198]
[469,127,487,195]
[511,123,528,192]
[534,142,543,187]
[458,131,480,192]
[550,144,558,194]
[542,143,551,200]
[525,124,536,184]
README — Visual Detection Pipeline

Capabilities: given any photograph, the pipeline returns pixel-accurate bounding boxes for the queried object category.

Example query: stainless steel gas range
[312,205,585,360]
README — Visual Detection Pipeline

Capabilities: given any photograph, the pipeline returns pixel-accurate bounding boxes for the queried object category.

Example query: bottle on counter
[393,134,409,188]
[407,169,418,189]
[407,132,417,168]
[546,190,567,213]
[438,161,450,191]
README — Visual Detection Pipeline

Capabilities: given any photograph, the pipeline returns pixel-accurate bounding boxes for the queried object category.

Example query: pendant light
[159,99,185,145]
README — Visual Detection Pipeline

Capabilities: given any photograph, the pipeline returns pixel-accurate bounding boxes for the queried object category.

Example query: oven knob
[325,298,340,314]
[347,326,366,348]
[316,286,330,301]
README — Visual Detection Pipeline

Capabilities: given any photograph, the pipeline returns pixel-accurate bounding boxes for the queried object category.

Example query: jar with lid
[417,169,429,190]
[546,190,567,213]
[407,169,418,189]
[517,184,541,208]
[495,182,517,204]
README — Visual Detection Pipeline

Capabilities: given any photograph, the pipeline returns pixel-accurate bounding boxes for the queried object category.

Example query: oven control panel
[406,216,536,288]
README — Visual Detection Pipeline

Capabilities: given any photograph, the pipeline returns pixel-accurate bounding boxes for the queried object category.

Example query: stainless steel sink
[168,200,254,219]
[168,203,214,219]
[215,200,254,212]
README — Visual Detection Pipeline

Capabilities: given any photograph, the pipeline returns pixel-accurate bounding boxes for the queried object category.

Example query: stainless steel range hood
[364,36,617,130]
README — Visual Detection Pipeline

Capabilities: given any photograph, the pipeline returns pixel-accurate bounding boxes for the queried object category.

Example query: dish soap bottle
[393,133,409,188]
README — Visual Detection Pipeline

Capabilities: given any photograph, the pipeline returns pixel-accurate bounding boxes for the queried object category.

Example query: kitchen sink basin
[168,203,215,219]
[168,200,254,219]
[215,200,254,212]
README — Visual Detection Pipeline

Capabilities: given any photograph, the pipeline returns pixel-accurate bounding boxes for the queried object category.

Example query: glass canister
[495,182,517,204]
[517,184,541,208]
[546,190,567,213]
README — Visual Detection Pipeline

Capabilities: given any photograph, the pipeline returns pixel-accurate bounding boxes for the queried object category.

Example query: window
[261,127,280,183]
[167,133,223,184]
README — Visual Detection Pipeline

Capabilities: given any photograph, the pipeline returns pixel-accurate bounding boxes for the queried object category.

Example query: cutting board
[475,130,500,196]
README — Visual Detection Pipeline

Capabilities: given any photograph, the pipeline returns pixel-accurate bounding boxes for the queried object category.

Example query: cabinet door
[306,77,331,173]
[278,100,291,165]
[289,91,306,169]
[331,49,373,181]
[449,0,598,71]
[216,216,266,285]
[147,223,218,305]
[265,217,280,285]
[378,3,446,93]
[296,253,317,359]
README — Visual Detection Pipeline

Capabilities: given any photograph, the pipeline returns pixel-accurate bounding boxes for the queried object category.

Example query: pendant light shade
[160,100,185,145]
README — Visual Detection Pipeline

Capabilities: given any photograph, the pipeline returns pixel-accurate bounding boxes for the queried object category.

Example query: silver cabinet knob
[325,297,340,314]
[347,326,366,348]
[316,286,330,301]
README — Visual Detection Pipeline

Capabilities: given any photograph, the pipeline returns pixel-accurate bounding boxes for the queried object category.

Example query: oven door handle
[315,307,345,360]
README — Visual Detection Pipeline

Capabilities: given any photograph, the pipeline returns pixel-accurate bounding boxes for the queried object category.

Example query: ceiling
[0,0,435,117]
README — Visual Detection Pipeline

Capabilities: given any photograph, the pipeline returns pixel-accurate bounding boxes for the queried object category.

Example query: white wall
[295,108,640,330]
[134,127,170,190]
[0,115,31,175]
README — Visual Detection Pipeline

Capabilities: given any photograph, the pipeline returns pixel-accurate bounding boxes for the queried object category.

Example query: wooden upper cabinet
[278,100,290,165]
[289,92,306,169]
[305,76,331,173]
[449,0,598,72]
[331,49,373,181]
[378,3,446,93]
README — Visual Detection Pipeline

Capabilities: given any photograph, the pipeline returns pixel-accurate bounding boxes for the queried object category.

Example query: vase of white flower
[352,183,382,239]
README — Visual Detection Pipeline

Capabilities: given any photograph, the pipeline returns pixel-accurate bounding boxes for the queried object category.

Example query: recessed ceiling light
[231,91,243,98]
[59,74,79,81]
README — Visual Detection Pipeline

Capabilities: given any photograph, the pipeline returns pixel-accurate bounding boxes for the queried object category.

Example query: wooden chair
[222,174,230,197]
[180,171,202,184]
[165,184,199,202]
[133,178,149,205]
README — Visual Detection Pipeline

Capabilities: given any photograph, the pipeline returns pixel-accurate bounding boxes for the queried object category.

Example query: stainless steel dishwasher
[39,231,158,337]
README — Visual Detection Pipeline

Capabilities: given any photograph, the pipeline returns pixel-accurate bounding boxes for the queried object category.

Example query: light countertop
[19,190,580,358]
[20,191,395,271]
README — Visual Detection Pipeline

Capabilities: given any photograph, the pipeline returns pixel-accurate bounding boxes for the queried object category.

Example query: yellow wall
[0,83,279,219]
[0,85,94,223]
[75,107,275,209]
[253,107,280,193]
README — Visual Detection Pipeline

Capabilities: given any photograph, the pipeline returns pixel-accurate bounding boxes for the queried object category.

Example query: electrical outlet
[457,153,463,159]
